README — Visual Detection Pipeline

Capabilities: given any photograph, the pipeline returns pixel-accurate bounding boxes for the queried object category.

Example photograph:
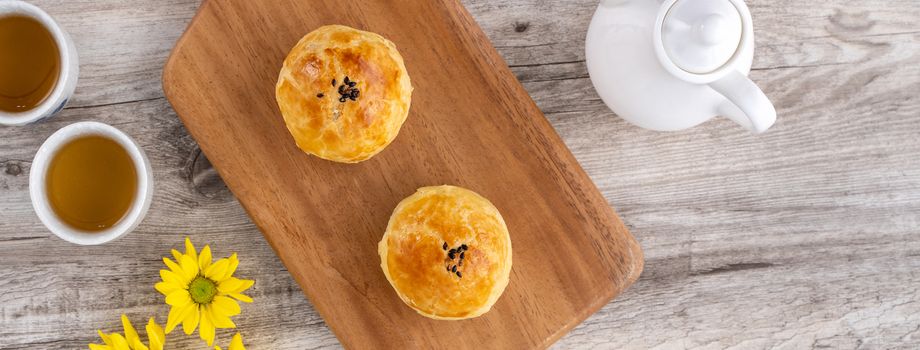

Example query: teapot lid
[660,0,742,74]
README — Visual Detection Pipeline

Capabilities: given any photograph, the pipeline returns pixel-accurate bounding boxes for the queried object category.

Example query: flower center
[188,276,218,304]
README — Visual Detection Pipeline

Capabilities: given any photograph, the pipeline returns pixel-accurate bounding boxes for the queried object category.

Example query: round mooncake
[275,25,412,163]
[378,185,512,320]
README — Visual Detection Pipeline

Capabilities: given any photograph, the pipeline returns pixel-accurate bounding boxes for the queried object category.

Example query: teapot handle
[708,70,776,133]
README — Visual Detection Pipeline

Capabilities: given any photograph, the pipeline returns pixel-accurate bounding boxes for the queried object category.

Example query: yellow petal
[209,310,236,329]
[97,330,112,346]
[165,289,191,307]
[204,258,229,280]
[159,269,186,286]
[208,300,237,329]
[182,304,200,335]
[217,254,239,281]
[155,282,178,296]
[199,305,216,346]
[199,245,213,271]
[165,303,193,334]
[178,254,199,281]
[217,277,255,302]
[162,257,182,275]
[217,278,243,294]
[88,344,109,350]
[228,293,253,303]
[146,318,165,350]
[121,315,139,346]
[171,249,183,263]
[209,297,239,329]
[185,237,198,262]
[212,296,241,316]
[109,334,129,350]
[229,333,245,350]
[232,279,253,294]
[131,339,149,350]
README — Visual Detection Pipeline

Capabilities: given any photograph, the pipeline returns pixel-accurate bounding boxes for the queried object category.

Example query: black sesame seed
[446,265,451,271]
[448,252,455,259]
[442,242,448,250]
[460,252,465,260]
[348,81,357,87]
[449,248,456,254]
[338,85,346,93]
[456,271,462,278]
[339,97,346,102]
[316,93,324,98]
[451,265,457,273]
[344,76,350,84]
[461,244,468,250]
[331,79,336,86]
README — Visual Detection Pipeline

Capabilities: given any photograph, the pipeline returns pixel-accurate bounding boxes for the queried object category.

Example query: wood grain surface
[1,0,919,349]
[161,0,641,348]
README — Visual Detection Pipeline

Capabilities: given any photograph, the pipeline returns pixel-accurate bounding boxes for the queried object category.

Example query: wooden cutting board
[162,0,643,348]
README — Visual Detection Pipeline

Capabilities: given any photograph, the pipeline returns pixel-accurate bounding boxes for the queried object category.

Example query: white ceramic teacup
[30,122,154,245]
[0,0,79,126]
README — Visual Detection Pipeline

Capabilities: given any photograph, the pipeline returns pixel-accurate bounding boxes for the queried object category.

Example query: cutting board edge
[162,0,210,107]
[538,237,644,349]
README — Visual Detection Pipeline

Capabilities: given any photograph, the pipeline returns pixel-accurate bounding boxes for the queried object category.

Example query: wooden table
[1,0,918,349]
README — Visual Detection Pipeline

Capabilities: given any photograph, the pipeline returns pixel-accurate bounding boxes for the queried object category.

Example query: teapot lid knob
[661,0,743,74]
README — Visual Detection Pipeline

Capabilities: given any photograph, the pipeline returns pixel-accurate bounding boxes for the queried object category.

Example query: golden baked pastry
[378,185,512,320]
[275,25,412,163]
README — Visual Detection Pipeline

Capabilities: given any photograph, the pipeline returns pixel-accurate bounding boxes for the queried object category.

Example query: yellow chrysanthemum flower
[155,237,254,346]
[214,333,246,350]
[89,315,165,350]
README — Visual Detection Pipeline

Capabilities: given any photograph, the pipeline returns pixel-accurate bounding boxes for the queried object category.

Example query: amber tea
[46,136,138,232]
[0,15,60,113]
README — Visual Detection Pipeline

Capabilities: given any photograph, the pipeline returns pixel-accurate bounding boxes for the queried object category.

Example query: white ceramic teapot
[585,0,776,133]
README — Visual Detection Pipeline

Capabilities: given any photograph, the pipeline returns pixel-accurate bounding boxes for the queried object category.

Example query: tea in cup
[0,0,78,126]
[30,122,154,245]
